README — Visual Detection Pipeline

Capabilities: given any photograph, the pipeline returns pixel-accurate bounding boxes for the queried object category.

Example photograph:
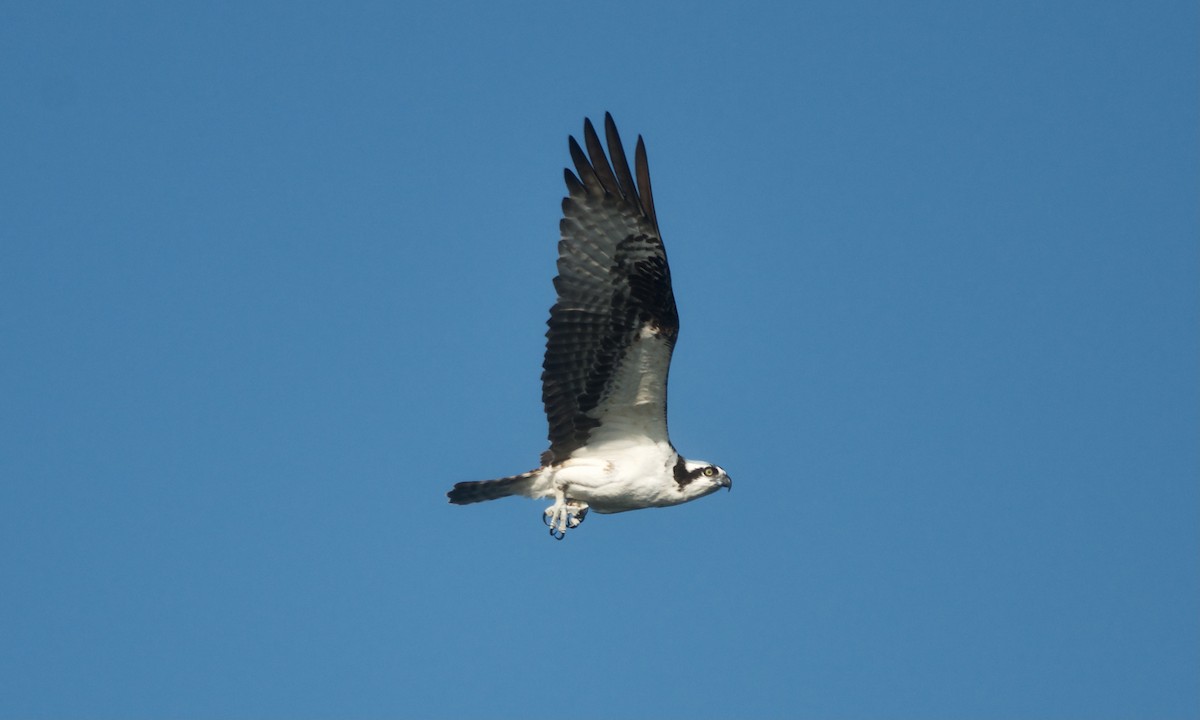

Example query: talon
[543,490,575,540]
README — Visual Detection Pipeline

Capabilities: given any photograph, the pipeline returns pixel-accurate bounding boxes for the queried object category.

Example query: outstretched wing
[541,113,680,463]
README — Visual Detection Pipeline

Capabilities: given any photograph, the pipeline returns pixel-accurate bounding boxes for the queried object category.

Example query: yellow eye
[703,466,716,477]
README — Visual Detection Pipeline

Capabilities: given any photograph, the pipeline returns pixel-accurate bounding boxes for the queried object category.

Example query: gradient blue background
[3,1,1197,718]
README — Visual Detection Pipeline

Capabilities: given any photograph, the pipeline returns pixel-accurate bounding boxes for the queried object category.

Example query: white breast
[533,439,680,513]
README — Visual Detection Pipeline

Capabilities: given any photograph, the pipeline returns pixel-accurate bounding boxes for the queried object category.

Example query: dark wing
[541,113,680,463]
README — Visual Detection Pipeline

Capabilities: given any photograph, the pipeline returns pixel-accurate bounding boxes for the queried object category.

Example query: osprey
[447,114,731,539]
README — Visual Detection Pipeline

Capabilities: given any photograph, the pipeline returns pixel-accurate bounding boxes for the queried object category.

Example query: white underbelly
[538,447,681,513]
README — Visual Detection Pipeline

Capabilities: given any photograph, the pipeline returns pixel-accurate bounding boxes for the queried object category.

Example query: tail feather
[447,470,537,505]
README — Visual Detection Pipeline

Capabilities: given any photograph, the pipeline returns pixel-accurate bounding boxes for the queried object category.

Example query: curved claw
[542,511,552,527]
[549,526,565,540]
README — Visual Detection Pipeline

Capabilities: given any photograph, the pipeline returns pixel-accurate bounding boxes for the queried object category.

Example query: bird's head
[677,458,733,499]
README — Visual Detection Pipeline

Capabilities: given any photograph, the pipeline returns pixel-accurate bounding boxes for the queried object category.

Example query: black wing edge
[562,112,658,231]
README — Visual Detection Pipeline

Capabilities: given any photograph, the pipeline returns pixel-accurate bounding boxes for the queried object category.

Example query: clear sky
[2,1,1197,718]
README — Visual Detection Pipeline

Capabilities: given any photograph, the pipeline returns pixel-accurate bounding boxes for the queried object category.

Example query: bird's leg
[543,486,570,540]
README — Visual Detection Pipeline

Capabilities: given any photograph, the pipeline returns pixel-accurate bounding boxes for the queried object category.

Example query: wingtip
[603,113,619,141]
[564,167,584,195]
[567,134,586,160]
[634,135,656,228]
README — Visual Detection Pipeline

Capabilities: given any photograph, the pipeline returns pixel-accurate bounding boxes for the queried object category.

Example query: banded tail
[447,470,537,505]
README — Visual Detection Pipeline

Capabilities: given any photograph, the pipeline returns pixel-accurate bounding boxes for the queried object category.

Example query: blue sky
[2,1,1197,718]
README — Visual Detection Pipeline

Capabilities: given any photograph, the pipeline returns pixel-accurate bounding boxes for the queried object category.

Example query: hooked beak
[721,475,733,492]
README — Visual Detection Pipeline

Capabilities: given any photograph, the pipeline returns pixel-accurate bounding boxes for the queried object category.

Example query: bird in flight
[447,113,731,539]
